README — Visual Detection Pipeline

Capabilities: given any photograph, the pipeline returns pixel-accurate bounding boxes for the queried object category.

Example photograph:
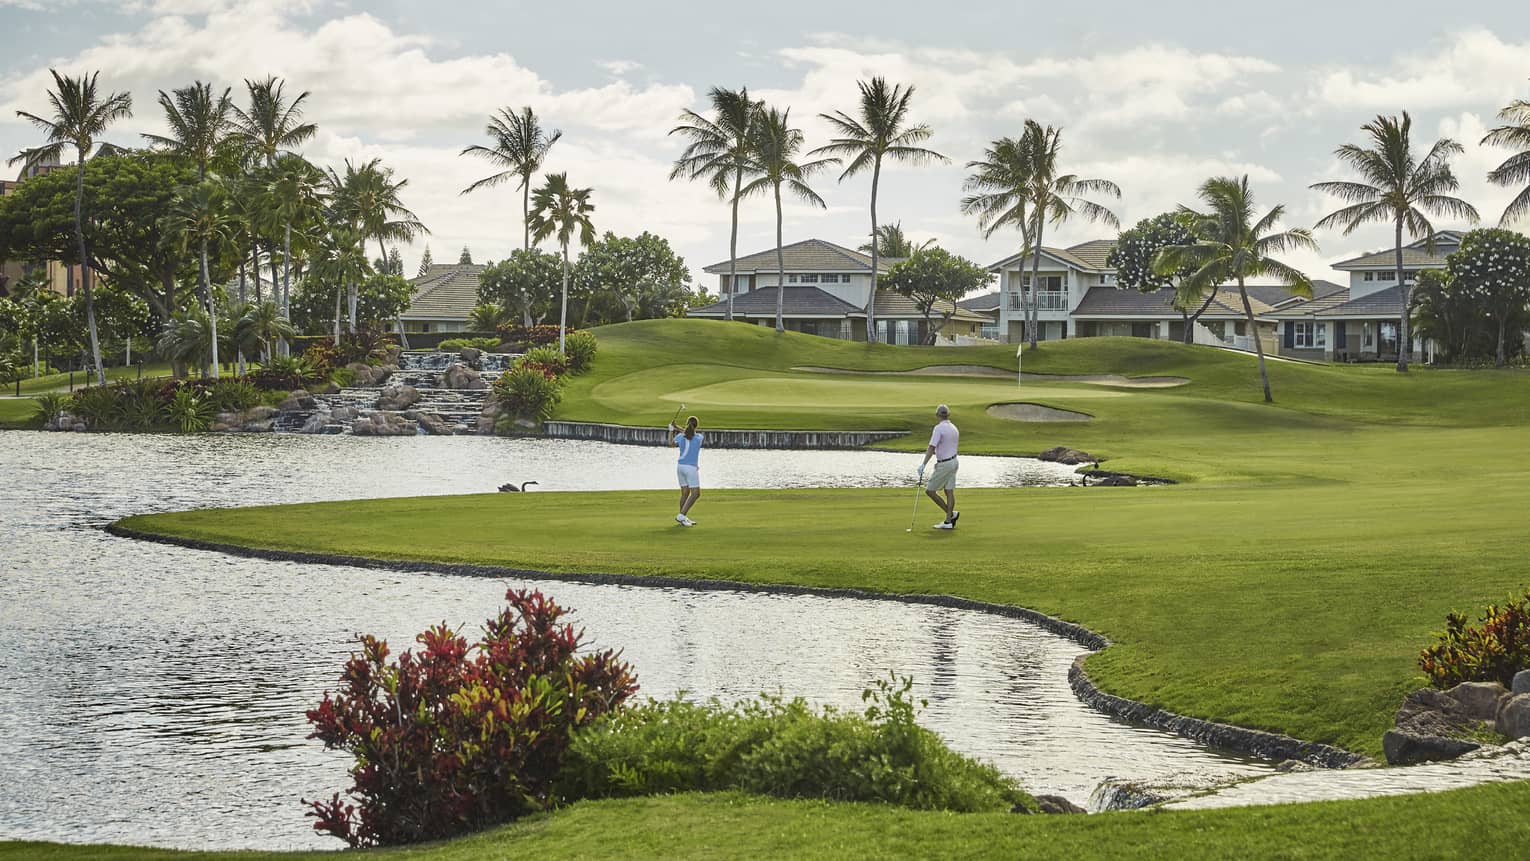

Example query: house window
[1364,272,1375,282]
[1378,270,1395,281]
[1021,274,1064,291]
[1293,321,1326,348]
[800,274,819,283]
[1100,273,1116,285]
[787,274,799,284]
[1363,322,1374,347]
[822,274,841,283]
[1403,270,1418,282]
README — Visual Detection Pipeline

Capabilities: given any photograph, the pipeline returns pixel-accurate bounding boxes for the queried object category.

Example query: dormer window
[1364,272,1374,282]
[800,274,819,283]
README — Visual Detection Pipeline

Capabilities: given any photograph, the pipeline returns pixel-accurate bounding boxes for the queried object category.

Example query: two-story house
[1263,231,1461,362]
[688,239,988,343]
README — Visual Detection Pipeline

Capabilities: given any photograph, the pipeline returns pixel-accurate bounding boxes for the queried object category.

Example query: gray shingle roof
[873,291,991,323]
[687,286,859,318]
[1072,285,1288,319]
[987,239,1117,272]
[703,239,891,274]
[402,264,485,321]
[1331,231,1464,269]
[958,291,1000,313]
[1312,285,1406,318]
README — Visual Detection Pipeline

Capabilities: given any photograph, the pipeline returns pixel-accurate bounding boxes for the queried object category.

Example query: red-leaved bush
[1419,589,1530,689]
[304,588,638,847]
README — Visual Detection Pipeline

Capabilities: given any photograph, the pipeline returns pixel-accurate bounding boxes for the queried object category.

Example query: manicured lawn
[11,362,173,395]
[7,782,1530,860]
[0,396,39,428]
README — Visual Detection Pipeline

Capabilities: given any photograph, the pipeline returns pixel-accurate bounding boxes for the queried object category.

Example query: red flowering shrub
[304,588,637,847]
[302,340,345,379]
[1420,589,1530,689]
[495,323,564,351]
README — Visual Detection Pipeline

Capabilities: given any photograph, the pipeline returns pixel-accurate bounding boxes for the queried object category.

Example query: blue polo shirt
[675,432,704,466]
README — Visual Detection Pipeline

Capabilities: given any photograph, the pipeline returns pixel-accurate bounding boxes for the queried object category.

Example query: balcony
[1008,292,1069,312]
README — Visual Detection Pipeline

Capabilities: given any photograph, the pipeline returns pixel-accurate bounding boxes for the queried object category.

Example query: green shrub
[249,356,320,391]
[563,330,598,373]
[69,385,123,431]
[558,674,1033,813]
[33,392,69,425]
[115,380,165,430]
[438,337,500,351]
[492,363,563,423]
[1420,589,1530,689]
[520,345,569,377]
[206,378,263,413]
[165,387,214,432]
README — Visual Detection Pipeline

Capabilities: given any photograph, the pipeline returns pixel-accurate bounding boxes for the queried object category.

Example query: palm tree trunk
[203,241,221,380]
[1184,287,1220,344]
[727,164,742,322]
[1395,221,1410,372]
[1238,280,1273,403]
[866,159,882,343]
[332,280,342,342]
[523,180,532,251]
[1497,315,1507,368]
[559,244,569,354]
[1028,215,1045,350]
[73,148,105,386]
[252,245,262,303]
[774,183,785,333]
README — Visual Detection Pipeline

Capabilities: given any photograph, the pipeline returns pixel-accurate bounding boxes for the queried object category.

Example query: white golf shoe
[675,513,687,525]
[933,521,954,530]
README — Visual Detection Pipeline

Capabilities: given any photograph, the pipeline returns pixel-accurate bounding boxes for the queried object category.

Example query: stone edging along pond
[541,420,907,450]
[104,522,1366,770]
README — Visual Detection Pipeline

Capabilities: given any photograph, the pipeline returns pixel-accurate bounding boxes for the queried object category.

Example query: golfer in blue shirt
[670,415,704,526]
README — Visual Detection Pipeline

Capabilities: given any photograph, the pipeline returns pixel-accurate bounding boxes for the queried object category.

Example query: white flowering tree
[1107,212,1208,344]
[1445,228,1530,367]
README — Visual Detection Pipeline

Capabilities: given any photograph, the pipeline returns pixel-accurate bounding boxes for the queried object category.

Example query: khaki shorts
[926,457,958,492]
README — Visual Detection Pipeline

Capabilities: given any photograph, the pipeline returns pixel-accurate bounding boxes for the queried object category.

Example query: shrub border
[105,522,1368,769]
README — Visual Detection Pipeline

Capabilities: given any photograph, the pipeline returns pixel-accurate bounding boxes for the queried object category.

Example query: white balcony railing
[1008,292,1069,312]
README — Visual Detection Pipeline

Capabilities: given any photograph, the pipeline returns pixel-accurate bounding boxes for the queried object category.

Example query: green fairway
[11,362,173,395]
[0,397,39,427]
[7,782,1530,860]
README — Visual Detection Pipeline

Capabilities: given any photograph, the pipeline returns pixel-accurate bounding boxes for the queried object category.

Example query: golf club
[667,403,686,430]
[906,472,923,532]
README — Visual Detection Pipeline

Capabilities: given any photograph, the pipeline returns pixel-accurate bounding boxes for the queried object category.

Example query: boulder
[375,384,420,411]
[277,389,317,411]
[323,381,342,394]
[244,405,279,422]
[382,344,403,365]
[1383,729,1480,765]
[1396,687,1479,738]
[1515,670,1530,696]
[1039,446,1096,465]
[351,411,415,436]
[347,362,393,388]
[1497,694,1530,740]
[415,412,454,436]
[240,418,274,433]
[1034,794,1086,814]
[1446,681,1510,721]
[299,411,332,434]
[443,361,487,390]
[458,346,482,368]
[1093,475,1137,487]
[331,406,359,423]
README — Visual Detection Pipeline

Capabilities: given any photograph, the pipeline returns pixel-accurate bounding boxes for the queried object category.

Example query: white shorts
[926,457,958,492]
[677,464,700,488]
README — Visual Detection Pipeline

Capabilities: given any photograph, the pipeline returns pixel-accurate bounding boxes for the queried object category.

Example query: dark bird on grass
[498,481,539,492]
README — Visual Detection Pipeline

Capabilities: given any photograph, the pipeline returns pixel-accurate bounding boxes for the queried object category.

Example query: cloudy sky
[2,0,1528,289]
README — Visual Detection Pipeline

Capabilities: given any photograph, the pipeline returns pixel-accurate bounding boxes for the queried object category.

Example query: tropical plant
[883,247,992,344]
[142,81,234,179]
[460,106,563,250]
[468,303,513,333]
[310,227,371,339]
[964,121,1118,349]
[1419,589,1530,690]
[1108,212,1210,343]
[562,329,598,373]
[1310,112,1479,372]
[68,383,122,430]
[669,87,762,322]
[33,391,69,425]
[528,173,595,353]
[264,153,327,324]
[738,106,839,332]
[493,362,564,422]
[1443,228,1530,366]
[1155,175,1319,403]
[1482,92,1530,226]
[157,306,219,378]
[858,222,933,258]
[9,69,133,385]
[571,231,691,325]
[165,386,213,432]
[205,378,263,413]
[304,588,638,847]
[812,78,947,341]
[234,299,295,362]
[326,157,428,273]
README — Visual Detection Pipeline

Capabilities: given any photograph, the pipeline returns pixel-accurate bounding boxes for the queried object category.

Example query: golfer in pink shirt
[918,404,960,529]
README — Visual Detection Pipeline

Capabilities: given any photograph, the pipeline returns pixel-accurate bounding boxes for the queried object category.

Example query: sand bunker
[793,366,1187,387]
[986,403,1093,422]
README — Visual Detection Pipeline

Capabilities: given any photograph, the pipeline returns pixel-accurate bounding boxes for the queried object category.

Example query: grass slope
[7,782,1530,860]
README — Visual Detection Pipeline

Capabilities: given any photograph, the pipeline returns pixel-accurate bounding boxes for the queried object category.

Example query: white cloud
[1313,29,1530,113]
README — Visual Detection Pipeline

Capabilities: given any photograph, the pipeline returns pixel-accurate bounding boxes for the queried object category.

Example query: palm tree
[234,299,295,363]
[165,178,238,378]
[1156,176,1319,403]
[230,76,317,326]
[669,87,762,322]
[1481,93,1530,226]
[962,136,1036,340]
[858,222,932,258]
[266,154,327,328]
[1311,112,1478,371]
[461,106,563,250]
[327,157,429,264]
[980,121,1119,350]
[527,173,595,353]
[312,228,370,341]
[811,78,947,342]
[142,82,234,180]
[9,70,133,385]
[738,107,839,333]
